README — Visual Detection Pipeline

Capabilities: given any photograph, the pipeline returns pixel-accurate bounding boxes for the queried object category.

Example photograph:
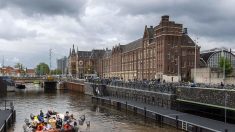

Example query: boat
[23,110,88,132]
[15,83,26,89]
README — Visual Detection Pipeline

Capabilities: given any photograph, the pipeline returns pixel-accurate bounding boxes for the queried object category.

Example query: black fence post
[126,101,127,111]
[176,115,179,129]
[5,100,6,110]
[4,120,7,132]
[144,107,147,118]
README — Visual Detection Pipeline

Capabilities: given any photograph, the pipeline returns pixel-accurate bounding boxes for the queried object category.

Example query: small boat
[23,110,89,132]
[15,83,26,89]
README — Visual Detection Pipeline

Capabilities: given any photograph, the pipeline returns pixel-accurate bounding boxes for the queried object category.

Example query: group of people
[23,110,79,132]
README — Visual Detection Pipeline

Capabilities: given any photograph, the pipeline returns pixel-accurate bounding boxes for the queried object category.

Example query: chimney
[183,28,188,34]
[161,15,169,22]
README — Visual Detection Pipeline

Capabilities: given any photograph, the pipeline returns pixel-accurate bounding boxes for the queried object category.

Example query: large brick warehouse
[68,15,200,82]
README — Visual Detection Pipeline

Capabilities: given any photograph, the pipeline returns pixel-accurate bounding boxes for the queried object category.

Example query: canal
[3,84,179,132]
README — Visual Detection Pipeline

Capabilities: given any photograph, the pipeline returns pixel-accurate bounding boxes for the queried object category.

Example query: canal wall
[92,96,231,132]
[86,82,176,109]
[176,86,235,110]
[105,85,176,109]
[64,82,85,93]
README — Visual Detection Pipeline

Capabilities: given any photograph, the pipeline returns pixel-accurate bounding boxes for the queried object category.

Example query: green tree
[14,63,24,69]
[219,57,233,76]
[51,69,62,75]
[36,63,50,75]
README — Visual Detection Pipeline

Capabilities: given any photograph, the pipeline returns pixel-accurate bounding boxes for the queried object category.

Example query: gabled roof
[122,38,142,53]
[181,34,196,46]
[77,51,92,58]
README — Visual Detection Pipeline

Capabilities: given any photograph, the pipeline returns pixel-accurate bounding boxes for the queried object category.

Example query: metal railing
[0,100,14,110]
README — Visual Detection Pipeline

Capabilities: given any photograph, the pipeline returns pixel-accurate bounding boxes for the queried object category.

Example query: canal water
[3,84,179,132]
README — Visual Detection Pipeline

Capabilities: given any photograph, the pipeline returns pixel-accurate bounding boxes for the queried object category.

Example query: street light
[221,49,227,125]
[194,38,198,84]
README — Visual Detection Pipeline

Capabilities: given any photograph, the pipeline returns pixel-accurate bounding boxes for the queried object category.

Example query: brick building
[68,44,105,78]
[68,15,200,81]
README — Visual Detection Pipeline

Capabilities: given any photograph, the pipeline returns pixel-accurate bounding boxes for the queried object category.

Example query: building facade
[57,56,67,75]
[68,15,200,81]
[67,45,105,78]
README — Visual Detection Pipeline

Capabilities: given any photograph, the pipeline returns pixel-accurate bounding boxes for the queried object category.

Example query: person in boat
[43,122,52,130]
[36,122,44,131]
[46,110,53,118]
[48,117,57,128]
[70,114,76,122]
[73,121,79,132]
[38,115,44,122]
[64,111,70,122]
[63,121,72,130]
[56,116,63,129]
[40,110,44,117]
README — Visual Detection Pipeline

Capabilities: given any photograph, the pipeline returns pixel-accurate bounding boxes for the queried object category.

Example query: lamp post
[222,49,227,125]
[177,55,180,82]
[194,38,198,83]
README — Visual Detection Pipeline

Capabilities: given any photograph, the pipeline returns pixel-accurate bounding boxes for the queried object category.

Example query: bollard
[125,101,127,111]
[225,129,228,132]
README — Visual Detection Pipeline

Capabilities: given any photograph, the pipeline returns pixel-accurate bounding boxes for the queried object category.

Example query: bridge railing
[86,79,181,94]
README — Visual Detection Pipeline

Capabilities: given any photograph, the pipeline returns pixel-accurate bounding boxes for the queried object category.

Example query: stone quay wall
[176,86,235,109]
[64,82,85,93]
[91,83,177,109]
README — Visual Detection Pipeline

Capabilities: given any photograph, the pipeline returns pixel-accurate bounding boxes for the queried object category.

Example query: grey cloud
[102,0,235,44]
[0,0,86,16]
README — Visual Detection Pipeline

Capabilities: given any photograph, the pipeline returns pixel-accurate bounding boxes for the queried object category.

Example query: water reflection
[3,84,179,132]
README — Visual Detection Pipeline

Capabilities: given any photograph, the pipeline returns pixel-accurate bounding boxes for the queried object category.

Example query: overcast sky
[0,0,234,69]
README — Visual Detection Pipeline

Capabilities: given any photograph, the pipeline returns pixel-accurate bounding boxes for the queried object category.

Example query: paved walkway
[97,96,235,132]
[0,110,12,130]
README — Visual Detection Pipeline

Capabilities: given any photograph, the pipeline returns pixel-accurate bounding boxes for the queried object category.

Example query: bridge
[13,77,46,83]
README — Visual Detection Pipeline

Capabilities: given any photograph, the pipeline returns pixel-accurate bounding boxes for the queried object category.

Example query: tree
[219,57,233,76]
[14,63,24,70]
[36,63,50,75]
[51,69,62,75]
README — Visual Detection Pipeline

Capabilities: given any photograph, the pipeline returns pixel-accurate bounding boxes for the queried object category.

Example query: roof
[200,52,215,63]
[147,27,154,39]
[26,69,35,74]
[181,34,196,46]
[77,51,92,58]
[122,38,142,53]
[103,50,112,59]
[200,48,235,64]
